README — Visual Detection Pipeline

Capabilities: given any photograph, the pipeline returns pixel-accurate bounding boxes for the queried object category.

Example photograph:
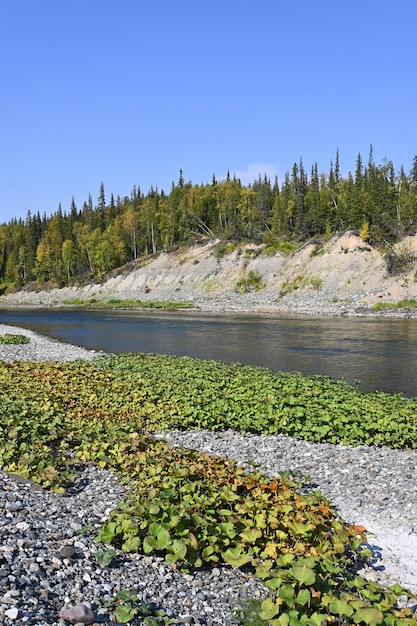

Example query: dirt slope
[2,231,417,316]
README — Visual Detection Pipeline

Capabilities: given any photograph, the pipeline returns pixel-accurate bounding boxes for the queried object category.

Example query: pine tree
[355,153,364,187]
[334,149,340,184]
[410,155,417,185]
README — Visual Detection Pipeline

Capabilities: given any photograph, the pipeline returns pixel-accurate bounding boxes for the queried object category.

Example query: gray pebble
[0,463,262,625]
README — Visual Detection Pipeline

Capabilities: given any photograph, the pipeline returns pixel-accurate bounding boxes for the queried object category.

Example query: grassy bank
[1,352,416,624]
[61,297,194,309]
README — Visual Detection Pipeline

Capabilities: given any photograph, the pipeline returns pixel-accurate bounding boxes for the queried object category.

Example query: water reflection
[1,308,416,397]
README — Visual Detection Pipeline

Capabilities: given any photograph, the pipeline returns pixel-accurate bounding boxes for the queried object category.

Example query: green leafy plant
[94,548,116,566]
[105,590,139,623]
[235,270,265,293]
[76,523,93,535]
[0,333,30,345]
[104,590,174,625]
[1,355,417,624]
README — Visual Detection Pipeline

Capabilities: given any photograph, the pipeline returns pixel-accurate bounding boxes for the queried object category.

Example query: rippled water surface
[1,308,417,397]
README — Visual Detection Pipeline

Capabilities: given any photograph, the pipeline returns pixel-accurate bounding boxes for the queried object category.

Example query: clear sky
[1,0,416,224]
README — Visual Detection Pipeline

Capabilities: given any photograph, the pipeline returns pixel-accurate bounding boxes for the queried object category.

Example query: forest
[1,148,417,288]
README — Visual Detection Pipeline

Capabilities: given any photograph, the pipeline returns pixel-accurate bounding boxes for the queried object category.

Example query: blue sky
[1,0,416,224]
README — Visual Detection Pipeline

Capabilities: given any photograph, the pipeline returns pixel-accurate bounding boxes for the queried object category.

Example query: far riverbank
[2,232,417,318]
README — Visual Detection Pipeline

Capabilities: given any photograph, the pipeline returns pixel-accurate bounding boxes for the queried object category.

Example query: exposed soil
[2,231,417,317]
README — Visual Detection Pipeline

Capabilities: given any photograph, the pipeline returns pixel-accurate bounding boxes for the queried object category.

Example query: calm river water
[1,308,417,397]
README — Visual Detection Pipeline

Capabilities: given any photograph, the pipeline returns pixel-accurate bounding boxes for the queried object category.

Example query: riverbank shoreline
[2,289,417,319]
[2,231,417,318]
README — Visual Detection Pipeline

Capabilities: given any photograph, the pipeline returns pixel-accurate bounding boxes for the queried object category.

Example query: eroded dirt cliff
[2,232,417,316]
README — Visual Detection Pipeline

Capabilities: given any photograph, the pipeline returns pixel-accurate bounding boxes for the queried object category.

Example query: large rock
[59,602,95,624]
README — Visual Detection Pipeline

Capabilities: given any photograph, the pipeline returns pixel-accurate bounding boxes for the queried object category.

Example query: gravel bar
[0,324,105,363]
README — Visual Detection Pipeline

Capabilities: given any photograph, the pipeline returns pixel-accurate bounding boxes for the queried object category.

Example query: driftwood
[289,238,322,257]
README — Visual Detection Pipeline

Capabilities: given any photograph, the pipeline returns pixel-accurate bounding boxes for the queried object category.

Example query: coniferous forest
[1,148,417,289]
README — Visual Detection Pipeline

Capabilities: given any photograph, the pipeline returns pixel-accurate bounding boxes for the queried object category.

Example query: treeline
[1,148,417,287]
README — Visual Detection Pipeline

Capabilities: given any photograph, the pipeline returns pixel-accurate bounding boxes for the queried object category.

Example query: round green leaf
[290,563,316,585]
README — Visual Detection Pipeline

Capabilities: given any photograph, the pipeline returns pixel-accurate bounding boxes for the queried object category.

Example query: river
[1,308,416,397]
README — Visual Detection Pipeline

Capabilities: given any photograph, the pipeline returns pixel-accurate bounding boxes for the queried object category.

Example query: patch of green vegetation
[331,296,349,304]
[261,234,298,256]
[310,245,327,257]
[104,589,175,624]
[63,298,85,305]
[355,246,372,252]
[0,282,20,295]
[308,275,323,291]
[212,240,239,258]
[236,599,269,626]
[235,270,265,293]
[241,247,261,259]
[384,244,416,276]
[281,271,326,293]
[103,299,193,310]
[0,333,30,345]
[0,281,14,296]
[62,298,193,310]
[58,298,194,309]
[1,355,417,624]
[344,275,359,286]
[373,299,417,312]
[279,275,304,296]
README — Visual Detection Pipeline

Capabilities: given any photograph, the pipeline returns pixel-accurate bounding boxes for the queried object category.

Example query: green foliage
[62,298,193,310]
[373,299,417,312]
[384,245,416,276]
[280,276,304,296]
[261,234,298,256]
[237,599,271,626]
[310,244,327,257]
[236,270,265,293]
[280,274,323,295]
[0,333,30,345]
[1,355,417,624]
[76,523,93,535]
[101,298,193,310]
[104,590,174,624]
[1,151,417,288]
[62,298,85,305]
[86,353,417,448]
[360,221,370,242]
[94,548,116,566]
[212,240,239,258]
[308,275,323,290]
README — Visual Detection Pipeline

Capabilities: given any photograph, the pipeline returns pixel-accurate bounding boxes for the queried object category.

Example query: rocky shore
[1,325,417,624]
